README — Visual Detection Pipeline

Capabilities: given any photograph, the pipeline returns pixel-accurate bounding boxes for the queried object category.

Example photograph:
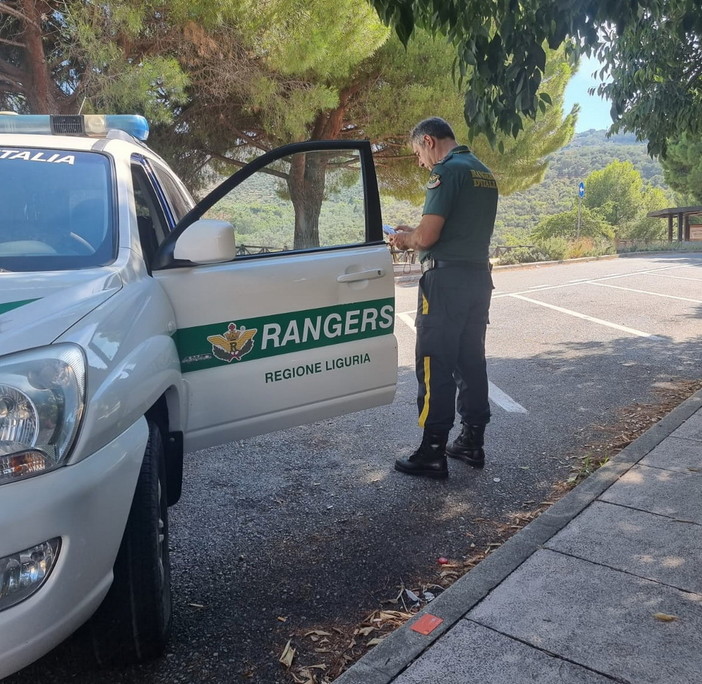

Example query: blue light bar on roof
[0,114,149,141]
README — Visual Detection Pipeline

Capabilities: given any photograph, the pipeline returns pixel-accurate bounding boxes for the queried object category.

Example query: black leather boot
[446,424,485,468]
[395,432,449,479]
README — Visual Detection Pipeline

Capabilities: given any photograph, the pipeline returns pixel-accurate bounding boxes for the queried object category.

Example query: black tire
[88,420,172,666]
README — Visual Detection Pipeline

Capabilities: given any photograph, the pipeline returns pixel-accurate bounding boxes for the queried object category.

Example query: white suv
[0,114,397,677]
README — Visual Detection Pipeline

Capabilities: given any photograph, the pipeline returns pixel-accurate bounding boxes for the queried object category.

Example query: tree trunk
[288,153,327,250]
[286,80,366,249]
[20,0,55,113]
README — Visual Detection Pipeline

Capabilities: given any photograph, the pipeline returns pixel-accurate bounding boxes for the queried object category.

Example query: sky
[563,54,612,132]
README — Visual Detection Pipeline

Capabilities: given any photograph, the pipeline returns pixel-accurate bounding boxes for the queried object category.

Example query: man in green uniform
[391,117,497,479]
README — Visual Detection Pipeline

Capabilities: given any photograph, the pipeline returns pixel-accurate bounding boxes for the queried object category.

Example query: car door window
[130,164,170,271]
[202,148,367,256]
[151,161,194,222]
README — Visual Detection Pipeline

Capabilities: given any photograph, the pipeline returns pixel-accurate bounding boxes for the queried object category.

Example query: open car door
[152,140,397,452]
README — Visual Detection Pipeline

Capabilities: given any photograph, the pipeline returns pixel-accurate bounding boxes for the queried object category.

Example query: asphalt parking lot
[8,251,702,684]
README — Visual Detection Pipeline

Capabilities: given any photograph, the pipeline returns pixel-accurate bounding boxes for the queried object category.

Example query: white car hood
[0,270,122,356]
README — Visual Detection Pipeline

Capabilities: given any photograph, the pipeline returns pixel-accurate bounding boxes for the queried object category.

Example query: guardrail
[491,245,535,258]
[236,244,287,255]
[390,245,535,263]
[237,243,534,262]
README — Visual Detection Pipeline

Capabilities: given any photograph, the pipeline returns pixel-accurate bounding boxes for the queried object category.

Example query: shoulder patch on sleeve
[426,173,441,189]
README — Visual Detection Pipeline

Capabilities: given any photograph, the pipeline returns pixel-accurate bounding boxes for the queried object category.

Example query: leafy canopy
[368,0,702,154]
[531,160,672,243]
[660,133,702,204]
[584,161,643,227]
[532,206,614,242]
[1,0,577,223]
[352,32,577,201]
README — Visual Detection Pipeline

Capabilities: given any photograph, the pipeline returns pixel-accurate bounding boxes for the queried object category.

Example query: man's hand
[390,225,414,251]
[389,216,444,252]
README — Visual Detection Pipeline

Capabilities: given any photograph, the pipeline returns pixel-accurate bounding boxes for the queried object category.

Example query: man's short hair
[410,117,456,144]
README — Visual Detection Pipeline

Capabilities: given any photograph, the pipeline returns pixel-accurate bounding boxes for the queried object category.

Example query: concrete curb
[334,388,702,683]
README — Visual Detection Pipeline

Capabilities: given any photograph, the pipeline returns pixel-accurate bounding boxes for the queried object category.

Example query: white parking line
[395,309,528,414]
[589,281,702,303]
[509,294,664,339]
[397,312,416,329]
[494,265,680,299]
[648,272,702,283]
[488,382,528,413]
[571,265,680,283]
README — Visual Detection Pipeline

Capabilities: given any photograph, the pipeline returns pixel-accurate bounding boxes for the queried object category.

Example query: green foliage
[83,57,189,125]
[532,206,615,242]
[660,133,702,204]
[617,240,702,254]
[527,156,672,247]
[369,0,702,153]
[619,186,671,242]
[597,3,702,156]
[1,0,578,210]
[497,246,549,265]
[536,237,569,261]
[494,130,670,241]
[356,32,577,201]
[249,0,389,78]
[548,131,666,186]
[201,169,368,248]
[248,80,340,141]
[495,236,613,264]
[584,161,642,227]
[582,160,671,240]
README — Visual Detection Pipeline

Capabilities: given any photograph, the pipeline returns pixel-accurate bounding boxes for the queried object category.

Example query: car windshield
[0,147,115,272]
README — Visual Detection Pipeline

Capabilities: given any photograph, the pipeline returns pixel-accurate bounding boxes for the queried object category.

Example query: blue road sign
[578,182,585,198]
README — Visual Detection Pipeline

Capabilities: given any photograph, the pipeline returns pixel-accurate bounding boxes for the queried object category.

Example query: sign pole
[577,197,581,238]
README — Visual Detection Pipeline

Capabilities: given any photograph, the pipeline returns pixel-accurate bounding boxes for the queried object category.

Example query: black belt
[421,258,491,273]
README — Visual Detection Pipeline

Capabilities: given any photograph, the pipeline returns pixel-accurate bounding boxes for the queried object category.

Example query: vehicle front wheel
[88,419,172,665]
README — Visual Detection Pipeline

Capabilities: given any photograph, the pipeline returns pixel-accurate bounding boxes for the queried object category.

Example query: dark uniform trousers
[415,264,492,435]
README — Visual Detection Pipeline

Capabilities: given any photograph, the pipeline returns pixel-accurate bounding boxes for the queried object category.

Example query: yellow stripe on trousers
[418,355,431,427]
[418,293,431,427]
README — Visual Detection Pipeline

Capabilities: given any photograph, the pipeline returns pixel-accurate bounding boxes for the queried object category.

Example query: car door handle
[337,269,385,283]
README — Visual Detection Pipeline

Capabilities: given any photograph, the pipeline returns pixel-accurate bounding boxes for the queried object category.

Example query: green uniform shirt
[419,145,498,263]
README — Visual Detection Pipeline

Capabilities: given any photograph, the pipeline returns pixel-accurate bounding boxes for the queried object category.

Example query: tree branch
[0,2,39,27]
[0,70,24,91]
[0,55,26,81]
[0,36,25,48]
[204,150,289,180]
[231,127,271,153]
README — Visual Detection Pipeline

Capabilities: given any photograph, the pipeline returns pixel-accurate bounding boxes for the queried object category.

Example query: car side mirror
[174,219,236,264]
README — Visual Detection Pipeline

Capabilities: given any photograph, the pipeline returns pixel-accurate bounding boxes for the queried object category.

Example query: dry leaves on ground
[285,379,702,683]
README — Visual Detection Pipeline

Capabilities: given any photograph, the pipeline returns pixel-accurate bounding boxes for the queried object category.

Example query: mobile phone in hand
[382,224,396,235]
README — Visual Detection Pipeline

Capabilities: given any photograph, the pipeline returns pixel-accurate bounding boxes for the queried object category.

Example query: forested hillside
[493,129,668,243]
[204,129,670,253]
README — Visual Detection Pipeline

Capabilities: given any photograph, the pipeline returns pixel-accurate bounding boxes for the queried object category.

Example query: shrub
[535,237,569,261]
[617,240,702,253]
[497,246,548,265]
[565,237,614,259]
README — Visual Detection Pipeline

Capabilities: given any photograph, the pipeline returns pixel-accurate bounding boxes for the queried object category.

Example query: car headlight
[0,344,85,485]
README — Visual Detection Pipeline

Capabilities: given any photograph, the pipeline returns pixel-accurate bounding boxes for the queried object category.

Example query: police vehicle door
[153,141,397,452]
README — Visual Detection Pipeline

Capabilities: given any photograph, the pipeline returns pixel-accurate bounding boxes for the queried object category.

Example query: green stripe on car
[0,299,39,316]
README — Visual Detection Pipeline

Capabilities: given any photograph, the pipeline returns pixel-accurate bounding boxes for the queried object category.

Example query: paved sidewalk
[336,389,702,684]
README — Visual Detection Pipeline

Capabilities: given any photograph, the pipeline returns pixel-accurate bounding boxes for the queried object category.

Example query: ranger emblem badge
[426,173,441,189]
[207,323,257,362]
